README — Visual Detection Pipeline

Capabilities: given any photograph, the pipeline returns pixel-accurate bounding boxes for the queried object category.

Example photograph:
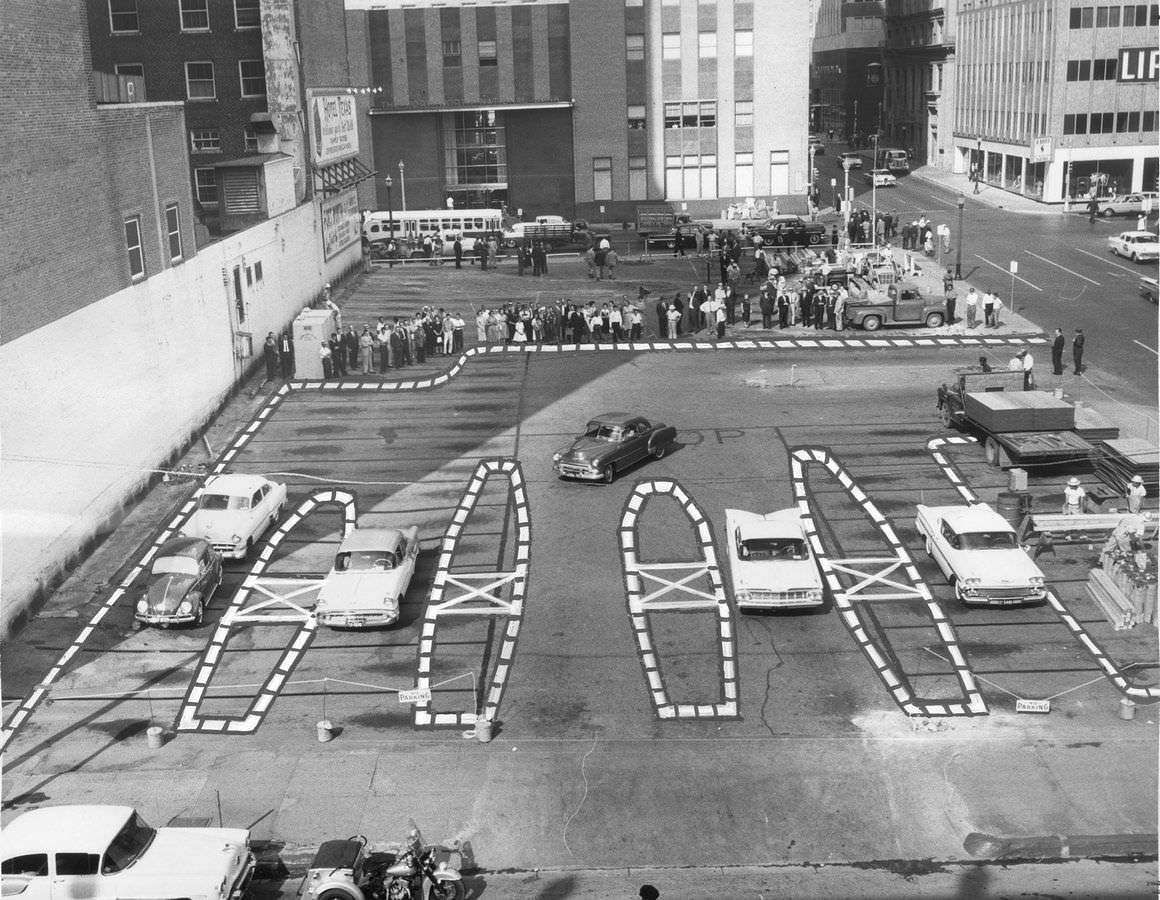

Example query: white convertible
[724,508,825,610]
[1,805,254,900]
[314,526,420,627]
[914,503,1046,606]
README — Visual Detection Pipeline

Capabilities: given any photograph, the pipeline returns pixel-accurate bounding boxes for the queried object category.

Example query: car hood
[145,574,198,613]
[955,550,1043,584]
[189,510,246,539]
[731,557,823,593]
[115,827,251,899]
[317,573,405,612]
[557,436,612,463]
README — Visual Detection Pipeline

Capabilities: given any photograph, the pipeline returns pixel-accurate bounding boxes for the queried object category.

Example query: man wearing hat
[1126,475,1147,514]
[1063,477,1087,515]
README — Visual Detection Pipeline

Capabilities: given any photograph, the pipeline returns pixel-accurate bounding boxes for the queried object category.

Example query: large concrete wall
[0,202,361,638]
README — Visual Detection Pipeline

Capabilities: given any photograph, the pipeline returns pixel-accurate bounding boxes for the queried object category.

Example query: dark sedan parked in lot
[552,413,677,483]
[751,215,827,247]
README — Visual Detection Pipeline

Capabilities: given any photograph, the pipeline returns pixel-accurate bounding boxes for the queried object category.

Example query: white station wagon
[0,805,254,900]
[184,473,287,560]
[314,526,420,628]
[725,508,825,610]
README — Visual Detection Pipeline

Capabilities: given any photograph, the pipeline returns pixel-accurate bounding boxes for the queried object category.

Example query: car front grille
[743,590,819,606]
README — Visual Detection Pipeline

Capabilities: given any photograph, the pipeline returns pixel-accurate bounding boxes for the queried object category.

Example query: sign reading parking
[1118,47,1159,82]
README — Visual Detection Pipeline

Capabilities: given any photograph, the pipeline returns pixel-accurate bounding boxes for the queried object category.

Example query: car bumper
[229,854,257,900]
[554,462,605,481]
[135,611,198,626]
[316,610,400,628]
[959,587,1046,606]
[737,591,824,611]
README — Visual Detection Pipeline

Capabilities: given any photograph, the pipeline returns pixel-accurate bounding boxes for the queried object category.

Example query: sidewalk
[907,162,1069,217]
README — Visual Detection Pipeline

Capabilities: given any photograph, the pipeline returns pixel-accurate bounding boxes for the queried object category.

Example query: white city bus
[362,208,504,253]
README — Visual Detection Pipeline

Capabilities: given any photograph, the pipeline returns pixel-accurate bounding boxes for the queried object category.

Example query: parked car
[1140,275,1158,304]
[839,151,863,170]
[134,536,223,627]
[914,503,1047,606]
[0,805,254,900]
[865,168,897,187]
[752,214,827,247]
[1108,230,1159,263]
[552,412,677,483]
[809,134,826,154]
[314,526,420,628]
[724,508,825,611]
[184,473,287,559]
[1097,192,1159,217]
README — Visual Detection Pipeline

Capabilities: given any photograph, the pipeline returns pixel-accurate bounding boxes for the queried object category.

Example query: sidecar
[297,836,381,900]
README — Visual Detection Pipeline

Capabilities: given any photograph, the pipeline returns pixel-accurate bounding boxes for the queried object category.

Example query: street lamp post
[870,134,879,243]
[955,192,966,280]
[398,160,406,211]
[384,175,394,240]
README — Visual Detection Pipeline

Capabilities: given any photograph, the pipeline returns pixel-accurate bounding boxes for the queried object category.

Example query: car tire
[1101,208,1115,218]
[924,312,945,328]
[244,537,253,558]
[808,233,821,245]
[861,315,882,332]
[652,443,667,459]
[602,464,616,484]
[318,889,361,900]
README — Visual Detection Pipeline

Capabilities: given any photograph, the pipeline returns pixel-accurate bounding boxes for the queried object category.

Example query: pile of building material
[1072,404,1120,443]
[1088,548,1157,629]
[963,391,1075,432]
[1095,437,1160,496]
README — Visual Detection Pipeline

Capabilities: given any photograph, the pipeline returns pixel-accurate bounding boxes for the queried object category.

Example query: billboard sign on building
[311,93,359,166]
[1118,47,1159,83]
[320,189,361,260]
[1028,137,1053,163]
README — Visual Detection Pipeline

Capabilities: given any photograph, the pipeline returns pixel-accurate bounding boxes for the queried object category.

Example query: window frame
[234,0,260,29]
[734,30,753,57]
[125,216,145,281]
[109,0,139,34]
[735,100,754,127]
[627,104,646,130]
[165,204,183,262]
[194,167,218,205]
[185,61,216,101]
[190,129,221,153]
[698,31,717,59]
[477,39,498,67]
[593,156,613,202]
[179,0,210,32]
[662,32,680,60]
[238,59,266,98]
[626,33,645,61]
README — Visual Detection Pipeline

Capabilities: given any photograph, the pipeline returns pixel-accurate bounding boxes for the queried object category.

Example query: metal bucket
[316,719,334,742]
[996,490,1032,528]
[1119,698,1136,721]
[475,717,493,743]
[146,726,166,749]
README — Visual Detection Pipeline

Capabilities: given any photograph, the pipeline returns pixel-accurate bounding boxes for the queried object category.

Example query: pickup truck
[502,215,592,249]
[914,503,1047,606]
[636,207,702,250]
[936,367,1098,468]
[843,282,945,331]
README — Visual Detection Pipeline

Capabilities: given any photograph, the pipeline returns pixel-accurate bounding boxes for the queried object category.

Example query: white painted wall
[0,201,360,636]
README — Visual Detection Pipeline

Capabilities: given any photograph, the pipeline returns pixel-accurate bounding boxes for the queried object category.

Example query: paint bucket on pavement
[1119,698,1136,721]
[146,726,166,749]
[316,719,334,742]
[475,716,493,743]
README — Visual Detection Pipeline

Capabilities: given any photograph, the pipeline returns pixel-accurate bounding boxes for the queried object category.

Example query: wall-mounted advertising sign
[1118,47,1159,83]
[311,93,359,166]
[321,189,361,260]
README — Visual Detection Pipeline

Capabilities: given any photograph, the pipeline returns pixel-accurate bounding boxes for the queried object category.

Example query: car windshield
[335,549,395,572]
[959,531,1017,550]
[739,538,808,561]
[199,492,250,511]
[585,424,623,441]
[152,556,199,577]
[102,813,155,874]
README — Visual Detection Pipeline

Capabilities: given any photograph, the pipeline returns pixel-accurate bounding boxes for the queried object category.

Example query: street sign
[398,687,432,704]
[1015,698,1051,714]
[1009,260,1018,274]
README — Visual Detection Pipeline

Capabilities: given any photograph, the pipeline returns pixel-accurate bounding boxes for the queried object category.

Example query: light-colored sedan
[1108,230,1160,263]
[314,526,420,627]
[1097,192,1158,217]
[0,805,254,900]
[724,508,825,611]
[865,168,896,187]
[184,473,287,559]
[839,151,863,170]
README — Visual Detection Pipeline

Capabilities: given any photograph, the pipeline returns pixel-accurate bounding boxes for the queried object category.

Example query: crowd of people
[309,307,469,378]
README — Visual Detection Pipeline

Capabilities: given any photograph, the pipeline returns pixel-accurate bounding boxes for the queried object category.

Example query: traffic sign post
[1009,259,1018,311]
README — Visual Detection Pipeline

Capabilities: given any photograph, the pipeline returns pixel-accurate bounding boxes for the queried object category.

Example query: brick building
[347,0,810,221]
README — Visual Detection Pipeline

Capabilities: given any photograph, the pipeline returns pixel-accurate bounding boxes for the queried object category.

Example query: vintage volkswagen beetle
[135,536,223,626]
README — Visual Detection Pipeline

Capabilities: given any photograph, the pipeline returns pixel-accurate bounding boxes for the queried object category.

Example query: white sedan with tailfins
[314,526,419,628]
[724,508,825,611]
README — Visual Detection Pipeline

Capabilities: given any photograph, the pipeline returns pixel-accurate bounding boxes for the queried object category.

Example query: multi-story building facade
[954,0,1159,203]
[811,0,885,145]
[882,0,956,170]
[346,0,810,221]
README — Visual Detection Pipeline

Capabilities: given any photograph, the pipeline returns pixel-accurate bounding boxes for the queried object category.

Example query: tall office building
[810,0,885,144]
[346,0,811,220]
[954,0,1158,202]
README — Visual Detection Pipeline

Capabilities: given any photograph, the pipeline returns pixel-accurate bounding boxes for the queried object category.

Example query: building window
[698,32,717,59]
[1144,110,1158,131]
[626,0,644,5]
[664,155,716,199]
[662,0,679,5]
[234,0,260,29]
[180,0,209,31]
[629,156,647,200]
[478,40,498,66]
[626,34,645,60]
[664,103,681,128]
[243,125,259,151]
[662,33,680,60]
[115,62,143,77]
[682,102,699,127]
[1063,113,1088,135]
[769,149,789,194]
[1093,57,1117,79]
[443,40,461,65]
[190,129,221,152]
[593,157,612,202]
[735,152,754,197]
[109,0,139,33]
[194,167,217,204]
[735,100,753,127]
[735,30,753,57]
[185,62,216,100]
[1068,6,1094,28]
[699,101,716,128]
[628,104,646,130]
[125,217,145,279]
[238,60,266,97]
[165,204,183,261]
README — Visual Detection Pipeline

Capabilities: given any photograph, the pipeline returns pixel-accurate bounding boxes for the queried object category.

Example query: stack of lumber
[1072,404,1120,442]
[1088,550,1158,628]
[964,391,1075,433]
[1095,438,1160,496]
